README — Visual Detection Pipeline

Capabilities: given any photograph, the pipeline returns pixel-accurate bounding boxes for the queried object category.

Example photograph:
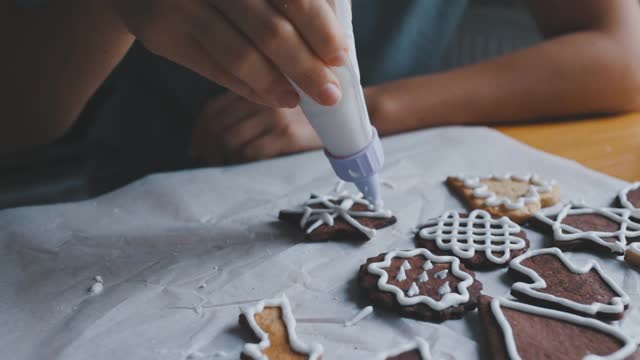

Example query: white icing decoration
[510,247,630,316]
[367,249,474,310]
[281,191,394,239]
[490,297,637,360]
[457,174,554,210]
[533,203,640,254]
[434,270,448,279]
[396,266,407,281]
[618,182,640,213]
[419,209,527,264]
[375,337,433,360]
[418,271,429,283]
[438,282,451,296]
[408,282,420,297]
[422,260,433,270]
[240,294,323,360]
[401,260,412,270]
[344,306,373,327]
[88,276,104,296]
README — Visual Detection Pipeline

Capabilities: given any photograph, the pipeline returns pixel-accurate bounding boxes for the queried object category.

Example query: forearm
[1,0,134,153]
[367,30,640,135]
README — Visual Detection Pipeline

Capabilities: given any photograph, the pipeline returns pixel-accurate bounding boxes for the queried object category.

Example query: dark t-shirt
[87,0,468,195]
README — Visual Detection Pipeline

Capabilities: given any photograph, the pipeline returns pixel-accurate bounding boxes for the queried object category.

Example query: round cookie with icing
[279,191,396,242]
[625,242,640,270]
[358,249,483,322]
[416,209,529,269]
[446,174,561,224]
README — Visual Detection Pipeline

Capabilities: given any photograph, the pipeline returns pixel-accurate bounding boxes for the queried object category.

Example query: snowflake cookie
[508,247,630,320]
[478,296,639,360]
[358,249,483,322]
[279,192,396,241]
[239,294,323,360]
[375,337,432,360]
[531,203,640,254]
[446,174,561,224]
[416,209,529,269]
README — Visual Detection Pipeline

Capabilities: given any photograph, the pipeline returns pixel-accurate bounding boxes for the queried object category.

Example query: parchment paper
[1,127,638,360]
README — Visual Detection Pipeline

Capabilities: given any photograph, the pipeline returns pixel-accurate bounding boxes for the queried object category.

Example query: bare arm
[366,0,640,135]
[0,0,134,153]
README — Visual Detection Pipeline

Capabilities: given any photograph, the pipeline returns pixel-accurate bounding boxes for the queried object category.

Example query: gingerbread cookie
[531,203,640,254]
[617,182,640,216]
[626,242,640,270]
[508,247,630,320]
[416,209,529,269]
[358,249,483,322]
[239,294,323,360]
[279,192,396,241]
[478,296,639,360]
[446,174,560,224]
[376,337,432,360]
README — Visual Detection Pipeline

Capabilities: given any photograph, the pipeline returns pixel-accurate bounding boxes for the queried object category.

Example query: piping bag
[296,0,384,206]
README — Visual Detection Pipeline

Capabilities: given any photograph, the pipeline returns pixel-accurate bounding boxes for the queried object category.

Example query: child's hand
[190,93,322,165]
[111,0,347,108]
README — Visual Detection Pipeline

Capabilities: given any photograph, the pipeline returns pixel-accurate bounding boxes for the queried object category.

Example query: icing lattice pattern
[419,210,526,264]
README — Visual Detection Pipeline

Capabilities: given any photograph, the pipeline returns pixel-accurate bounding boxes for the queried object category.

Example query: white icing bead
[401,260,412,270]
[396,267,407,281]
[419,209,526,265]
[434,270,448,279]
[418,271,429,283]
[618,182,640,213]
[367,249,474,310]
[422,260,433,270]
[438,282,451,296]
[407,282,420,297]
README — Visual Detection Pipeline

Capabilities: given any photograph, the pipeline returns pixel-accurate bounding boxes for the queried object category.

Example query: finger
[269,0,348,66]
[191,96,263,157]
[221,111,277,154]
[240,131,286,162]
[211,0,342,106]
[192,1,299,108]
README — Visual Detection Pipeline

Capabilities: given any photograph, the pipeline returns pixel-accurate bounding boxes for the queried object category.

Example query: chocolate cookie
[239,294,323,360]
[358,249,483,322]
[508,247,630,320]
[530,203,640,254]
[416,209,529,269]
[376,338,432,360]
[279,192,396,242]
[617,182,640,217]
[446,174,560,224]
[478,296,639,360]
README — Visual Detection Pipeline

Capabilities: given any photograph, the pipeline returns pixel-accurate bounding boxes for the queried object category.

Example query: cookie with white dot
[358,249,483,322]
[446,174,560,224]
